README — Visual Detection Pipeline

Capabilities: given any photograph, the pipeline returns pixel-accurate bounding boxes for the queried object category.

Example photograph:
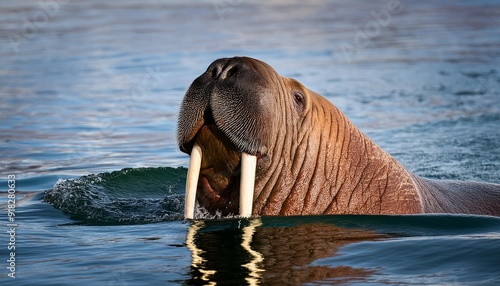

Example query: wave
[43,167,187,225]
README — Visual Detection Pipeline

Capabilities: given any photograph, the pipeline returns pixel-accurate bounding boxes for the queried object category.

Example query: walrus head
[178,57,310,217]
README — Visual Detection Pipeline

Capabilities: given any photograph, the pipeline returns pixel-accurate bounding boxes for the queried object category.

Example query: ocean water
[1,0,499,285]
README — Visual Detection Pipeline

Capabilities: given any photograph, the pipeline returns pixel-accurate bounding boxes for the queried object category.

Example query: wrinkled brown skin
[177,56,500,216]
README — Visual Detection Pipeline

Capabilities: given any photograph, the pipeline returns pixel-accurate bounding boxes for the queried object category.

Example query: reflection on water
[186,221,217,285]
[241,219,264,285]
[186,219,265,285]
[185,218,387,285]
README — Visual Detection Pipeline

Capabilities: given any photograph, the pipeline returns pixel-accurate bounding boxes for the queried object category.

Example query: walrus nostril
[206,58,230,79]
[220,63,241,80]
[225,66,238,78]
[209,63,225,79]
[206,57,251,81]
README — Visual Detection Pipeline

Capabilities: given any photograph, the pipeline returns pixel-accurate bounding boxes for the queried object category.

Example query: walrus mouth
[183,124,257,219]
[185,145,256,219]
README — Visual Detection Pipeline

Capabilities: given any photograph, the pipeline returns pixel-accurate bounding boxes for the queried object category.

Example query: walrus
[177,56,500,218]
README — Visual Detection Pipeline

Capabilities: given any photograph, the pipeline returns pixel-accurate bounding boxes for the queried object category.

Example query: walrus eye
[293,91,305,114]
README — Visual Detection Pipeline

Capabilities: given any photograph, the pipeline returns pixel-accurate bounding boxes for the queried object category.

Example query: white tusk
[185,144,202,219]
[240,153,257,217]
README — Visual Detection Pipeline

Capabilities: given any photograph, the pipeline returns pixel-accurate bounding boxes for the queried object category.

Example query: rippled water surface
[1,0,499,285]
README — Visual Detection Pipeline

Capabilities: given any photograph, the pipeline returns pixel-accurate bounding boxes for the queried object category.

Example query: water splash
[43,167,187,225]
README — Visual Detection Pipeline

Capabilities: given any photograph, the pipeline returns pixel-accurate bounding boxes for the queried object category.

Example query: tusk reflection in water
[185,220,216,285]
[185,218,265,285]
[241,218,264,285]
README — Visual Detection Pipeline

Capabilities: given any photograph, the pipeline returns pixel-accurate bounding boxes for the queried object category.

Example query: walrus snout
[178,57,275,156]
[178,57,277,218]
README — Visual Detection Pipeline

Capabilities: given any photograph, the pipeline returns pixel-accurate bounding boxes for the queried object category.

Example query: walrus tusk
[184,144,256,219]
[240,153,257,217]
[185,144,202,219]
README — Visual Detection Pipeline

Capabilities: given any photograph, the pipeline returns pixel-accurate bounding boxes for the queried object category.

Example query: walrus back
[416,177,500,216]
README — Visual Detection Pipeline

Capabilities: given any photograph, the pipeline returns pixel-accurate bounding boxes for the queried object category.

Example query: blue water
[1,0,499,285]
